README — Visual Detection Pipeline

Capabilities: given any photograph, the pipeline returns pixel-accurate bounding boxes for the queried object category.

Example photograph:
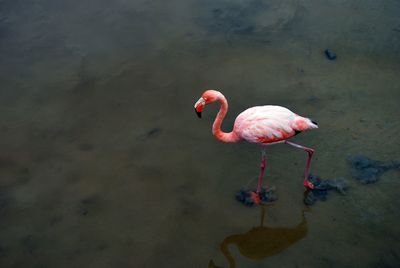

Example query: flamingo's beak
[194,97,205,119]
[195,109,202,118]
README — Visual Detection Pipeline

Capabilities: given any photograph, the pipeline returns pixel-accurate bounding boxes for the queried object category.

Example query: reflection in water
[209,205,308,268]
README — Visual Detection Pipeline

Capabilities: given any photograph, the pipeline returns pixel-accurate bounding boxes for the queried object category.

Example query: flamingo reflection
[209,205,309,268]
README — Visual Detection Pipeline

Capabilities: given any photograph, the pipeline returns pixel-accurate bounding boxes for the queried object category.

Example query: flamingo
[194,90,318,204]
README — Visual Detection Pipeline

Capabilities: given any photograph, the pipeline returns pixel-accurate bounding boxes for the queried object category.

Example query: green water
[1,0,399,267]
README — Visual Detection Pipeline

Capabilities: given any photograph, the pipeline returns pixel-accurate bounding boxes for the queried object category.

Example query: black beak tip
[195,109,202,118]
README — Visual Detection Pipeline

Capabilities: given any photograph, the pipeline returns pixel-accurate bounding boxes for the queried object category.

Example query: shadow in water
[209,205,308,268]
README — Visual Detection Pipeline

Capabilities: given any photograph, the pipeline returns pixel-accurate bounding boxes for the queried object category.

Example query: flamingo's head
[194,90,220,118]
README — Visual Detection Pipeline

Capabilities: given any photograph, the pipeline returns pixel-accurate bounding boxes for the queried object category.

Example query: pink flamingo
[194,90,318,204]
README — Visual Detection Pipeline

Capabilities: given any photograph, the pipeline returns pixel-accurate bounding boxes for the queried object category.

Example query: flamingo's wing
[234,106,297,143]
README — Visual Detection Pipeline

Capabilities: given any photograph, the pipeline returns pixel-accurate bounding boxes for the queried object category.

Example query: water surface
[1,0,400,267]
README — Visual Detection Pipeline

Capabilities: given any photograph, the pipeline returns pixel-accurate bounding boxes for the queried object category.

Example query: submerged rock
[235,187,277,206]
[348,154,400,184]
[304,174,348,206]
[324,49,337,60]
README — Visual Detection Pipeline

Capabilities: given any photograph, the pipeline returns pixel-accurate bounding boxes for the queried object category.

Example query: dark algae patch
[324,49,337,60]
[235,187,278,206]
[137,127,163,141]
[348,154,400,184]
[304,174,348,206]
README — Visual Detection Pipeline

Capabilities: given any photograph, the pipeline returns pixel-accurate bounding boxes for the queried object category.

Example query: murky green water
[1,0,400,267]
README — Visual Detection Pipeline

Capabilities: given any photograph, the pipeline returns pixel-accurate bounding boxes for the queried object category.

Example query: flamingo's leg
[250,146,267,204]
[256,146,267,194]
[284,140,315,189]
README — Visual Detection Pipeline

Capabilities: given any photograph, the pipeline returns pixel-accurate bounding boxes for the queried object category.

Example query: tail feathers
[309,119,318,129]
[293,117,318,131]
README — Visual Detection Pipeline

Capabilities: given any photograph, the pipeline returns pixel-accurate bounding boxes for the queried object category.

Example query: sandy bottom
[0,0,399,267]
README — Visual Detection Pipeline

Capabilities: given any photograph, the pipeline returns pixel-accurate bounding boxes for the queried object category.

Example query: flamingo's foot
[303,179,314,189]
[304,174,348,206]
[235,187,277,207]
[250,192,261,205]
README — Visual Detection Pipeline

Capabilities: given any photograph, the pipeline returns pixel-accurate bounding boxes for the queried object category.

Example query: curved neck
[212,93,240,143]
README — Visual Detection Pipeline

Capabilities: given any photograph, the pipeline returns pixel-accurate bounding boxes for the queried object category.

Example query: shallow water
[1,0,400,267]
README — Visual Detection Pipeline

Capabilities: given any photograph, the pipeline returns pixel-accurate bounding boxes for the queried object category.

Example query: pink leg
[251,147,267,204]
[284,140,315,189]
[256,147,267,194]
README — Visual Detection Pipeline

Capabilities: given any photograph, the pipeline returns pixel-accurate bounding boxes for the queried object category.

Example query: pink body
[195,90,318,144]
